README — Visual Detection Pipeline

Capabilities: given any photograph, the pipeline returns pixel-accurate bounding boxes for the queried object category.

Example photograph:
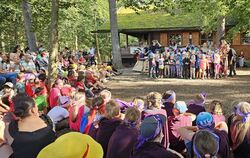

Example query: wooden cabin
[96,11,250,63]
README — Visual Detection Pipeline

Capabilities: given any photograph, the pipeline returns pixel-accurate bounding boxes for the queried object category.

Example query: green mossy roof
[97,11,203,32]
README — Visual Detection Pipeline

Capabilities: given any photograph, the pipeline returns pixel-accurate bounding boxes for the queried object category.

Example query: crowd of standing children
[0,45,249,158]
[144,39,240,79]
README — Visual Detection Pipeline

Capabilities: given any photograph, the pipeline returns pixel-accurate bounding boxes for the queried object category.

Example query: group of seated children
[1,81,250,158]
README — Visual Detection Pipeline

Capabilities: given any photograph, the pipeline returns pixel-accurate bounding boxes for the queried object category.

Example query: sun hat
[3,82,14,89]
[196,112,215,129]
[58,96,70,108]
[37,132,103,158]
[136,114,166,149]
[174,101,188,114]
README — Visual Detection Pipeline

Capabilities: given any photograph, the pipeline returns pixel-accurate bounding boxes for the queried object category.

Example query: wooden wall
[160,32,168,46]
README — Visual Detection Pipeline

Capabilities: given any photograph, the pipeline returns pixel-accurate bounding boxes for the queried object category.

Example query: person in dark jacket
[227,46,237,76]
[106,107,141,158]
[132,114,182,158]
[95,100,122,158]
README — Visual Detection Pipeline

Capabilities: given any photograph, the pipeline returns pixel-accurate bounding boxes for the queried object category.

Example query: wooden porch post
[147,33,151,45]
[126,34,129,48]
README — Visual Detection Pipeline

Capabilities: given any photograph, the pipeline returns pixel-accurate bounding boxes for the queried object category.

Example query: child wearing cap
[228,102,250,158]
[107,107,141,158]
[0,82,15,113]
[132,114,182,158]
[168,101,194,153]
[95,100,122,158]
[178,112,230,158]
[47,96,70,124]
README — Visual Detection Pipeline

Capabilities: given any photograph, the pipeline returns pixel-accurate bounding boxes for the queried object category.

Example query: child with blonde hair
[208,100,225,125]
[96,100,122,158]
[229,102,250,158]
[144,92,169,148]
[107,107,141,158]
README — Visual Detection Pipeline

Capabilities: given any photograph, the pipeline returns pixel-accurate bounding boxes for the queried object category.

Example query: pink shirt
[199,59,207,70]
[169,115,193,138]
[144,109,169,148]
[69,105,85,131]
[49,87,61,108]
[213,114,226,124]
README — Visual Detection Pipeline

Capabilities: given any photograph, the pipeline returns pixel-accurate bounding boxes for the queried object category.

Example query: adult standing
[227,44,237,76]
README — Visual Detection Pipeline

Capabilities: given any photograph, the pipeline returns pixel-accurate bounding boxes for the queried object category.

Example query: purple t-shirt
[106,124,139,158]
[96,118,122,158]
[132,142,179,158]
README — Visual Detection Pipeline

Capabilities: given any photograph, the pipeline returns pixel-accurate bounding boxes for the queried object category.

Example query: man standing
[227,44,237,76]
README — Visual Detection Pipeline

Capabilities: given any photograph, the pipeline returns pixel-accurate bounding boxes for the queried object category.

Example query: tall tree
[22,0,37,52]
[48,0,59,88]
[109,0,122,69]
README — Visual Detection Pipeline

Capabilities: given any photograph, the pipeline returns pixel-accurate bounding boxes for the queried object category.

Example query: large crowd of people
[0,45,250,158]
[135,39,243,79]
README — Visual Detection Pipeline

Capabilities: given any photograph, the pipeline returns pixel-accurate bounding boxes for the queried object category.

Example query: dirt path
[106,68,250,117]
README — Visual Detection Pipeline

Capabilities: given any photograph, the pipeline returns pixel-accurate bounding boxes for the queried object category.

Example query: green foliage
[0,0,111,58]
[98,10,202,31]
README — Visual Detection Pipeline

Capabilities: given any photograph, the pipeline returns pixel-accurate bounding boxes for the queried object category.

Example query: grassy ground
[106,68,250,118]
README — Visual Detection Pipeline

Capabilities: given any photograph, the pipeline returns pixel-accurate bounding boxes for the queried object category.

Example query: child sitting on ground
[107,107,141,158]
[69,91,89,132]
[168,101,194,153]
[187,92,206,117]
[162,90,176,117]
[228,102,250,158]
[208,100,226,125]
[95,100,122,158]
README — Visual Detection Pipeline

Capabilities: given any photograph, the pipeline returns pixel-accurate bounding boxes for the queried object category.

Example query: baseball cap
[174,101,188,114]
[140,114,166,140]
[4,82,14,89]
[37,132,103,158]
[58,96,70,108]
[196,112,215,129]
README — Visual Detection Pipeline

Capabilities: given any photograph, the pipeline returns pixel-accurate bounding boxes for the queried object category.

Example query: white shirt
[47,106,69,123]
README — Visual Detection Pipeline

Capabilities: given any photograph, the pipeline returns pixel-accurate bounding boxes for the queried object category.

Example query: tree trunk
[94,10,101,64]
[22,0,37,52]
[48,0,59,89]
[1,32,5,52]
[215,16,225,48]
[75,35,78,51]
[108,0,122,69]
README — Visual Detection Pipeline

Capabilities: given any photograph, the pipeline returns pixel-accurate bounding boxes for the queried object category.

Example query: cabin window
[200,32,213,46]
[169,34,182,46]
[241,32,250,45]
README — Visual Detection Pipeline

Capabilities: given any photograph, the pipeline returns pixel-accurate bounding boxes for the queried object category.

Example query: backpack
[79,110,96,134]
